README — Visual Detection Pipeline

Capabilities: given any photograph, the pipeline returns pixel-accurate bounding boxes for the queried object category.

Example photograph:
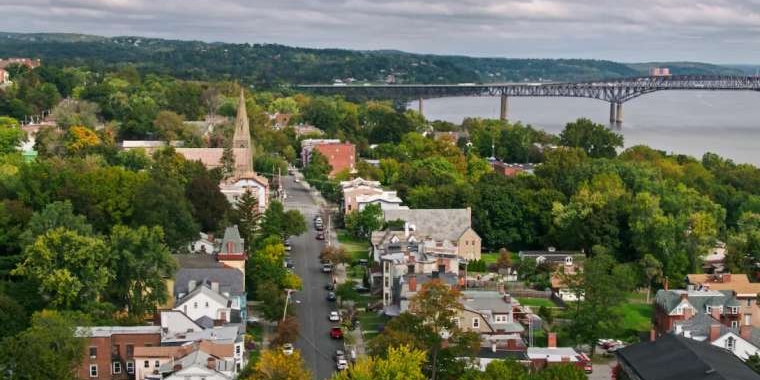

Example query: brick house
[686,273,760,327]
[654,289,743,334]
[313,142,356,177]
[76,326,162,379]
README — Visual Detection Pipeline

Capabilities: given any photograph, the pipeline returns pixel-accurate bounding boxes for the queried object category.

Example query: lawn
[612,302,653,333]
[517,297,556,308]
[337,229,370,261]
[358,310,388,341]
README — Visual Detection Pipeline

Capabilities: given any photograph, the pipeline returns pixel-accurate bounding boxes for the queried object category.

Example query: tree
[0,292,26,339]
[331,345,427,380]
[244,349,311,380]
[153,110,185,141]
[640,254,663,303]
[345,203,383,239]
[65,126,101,154]
[107,225,177,317]
[559,118,623,158]
[13,228,111,309]
[271,316,299,346]
[496,248,513,270]
[50,99,100,129]
[320,245,350,265]
[0,117,25,154]
[534,364,587,380]
[19,200,93,247]
[221,145,236,178]
[259,201,306,242]
[0,310,85,380]
[746,353,760,374]
[186,171,231,232]
[255,281,288,321]
[235,189,261,252]
[268,97,299,115]
[132,175,199,249]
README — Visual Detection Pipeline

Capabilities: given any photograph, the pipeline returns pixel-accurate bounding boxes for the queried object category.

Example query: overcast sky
[2,0,759,63]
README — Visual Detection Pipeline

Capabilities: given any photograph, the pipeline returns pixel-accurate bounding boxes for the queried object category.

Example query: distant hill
[626,61,744,76]
[0,32,744,87]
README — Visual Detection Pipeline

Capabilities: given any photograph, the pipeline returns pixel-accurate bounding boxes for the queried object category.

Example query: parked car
[329,311,340,322]
[325,283,335,291]
[336,358,348,370]
[334,349,346,361]
[357,259,369,266]
[322,263,333,272]
[354,285,370,293]
[282,343,294,355]
[284,239,292,251]
[316,232,325,240]
[316,224,324,231]
[330,326,344,339]
[327,292,337,301]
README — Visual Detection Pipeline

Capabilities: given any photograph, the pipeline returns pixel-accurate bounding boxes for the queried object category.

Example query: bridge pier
[418,97,423,116]
[500,94,509,121]
[609,102,616,123]
[616,102,623,123]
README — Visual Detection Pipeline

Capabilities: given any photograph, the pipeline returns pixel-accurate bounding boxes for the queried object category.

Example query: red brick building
[313,142,356,177]
[0,58,41,70]
[76,326,162,380]
[654,289,743,334]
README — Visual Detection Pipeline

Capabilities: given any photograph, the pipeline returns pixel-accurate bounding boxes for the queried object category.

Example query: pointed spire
[232,88,253,173]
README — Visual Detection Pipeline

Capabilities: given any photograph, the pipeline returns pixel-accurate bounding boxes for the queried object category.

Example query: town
[2,16,760,380]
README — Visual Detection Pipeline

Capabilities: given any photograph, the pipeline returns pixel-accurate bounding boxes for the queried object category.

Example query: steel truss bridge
[298,75,760,122]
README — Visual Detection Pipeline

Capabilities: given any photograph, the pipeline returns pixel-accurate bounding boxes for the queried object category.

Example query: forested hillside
[0,32,738,87]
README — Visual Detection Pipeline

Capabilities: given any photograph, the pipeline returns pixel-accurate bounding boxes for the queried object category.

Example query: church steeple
[232,88,253,173]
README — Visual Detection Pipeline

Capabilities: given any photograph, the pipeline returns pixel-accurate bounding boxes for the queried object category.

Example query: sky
[2,0,759,63]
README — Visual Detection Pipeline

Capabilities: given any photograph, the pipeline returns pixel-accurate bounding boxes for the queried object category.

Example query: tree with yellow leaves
[243,349,311,380]
[331,345,427,380]
[65,125,101,154]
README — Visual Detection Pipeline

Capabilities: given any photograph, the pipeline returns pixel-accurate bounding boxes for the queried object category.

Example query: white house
[174,283,233,323]
[355,191,408,212]
[219,171,269,212]
[673,313,760,360]
[188,232,216,254]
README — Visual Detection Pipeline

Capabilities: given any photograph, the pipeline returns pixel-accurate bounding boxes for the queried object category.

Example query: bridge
[299,75,760,123]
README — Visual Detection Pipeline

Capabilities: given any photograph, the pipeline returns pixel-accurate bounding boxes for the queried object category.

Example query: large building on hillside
[0,58,41,69]
[301,139,356,177]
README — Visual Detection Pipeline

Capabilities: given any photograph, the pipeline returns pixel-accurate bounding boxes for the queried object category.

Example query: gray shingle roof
[675,313,760,348]
[655,289,736,314]
[616,334,760,380]
[219,225,244,254]
[174,268,245,297]
[382,208,474,242]
[175,285,232,308]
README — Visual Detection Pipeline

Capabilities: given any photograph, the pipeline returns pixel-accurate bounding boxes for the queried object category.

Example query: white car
[329,311,340,322]
[282,343,294,355]
[336,359,348,370]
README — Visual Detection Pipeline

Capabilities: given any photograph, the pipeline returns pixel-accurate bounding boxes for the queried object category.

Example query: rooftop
[527,347,580,362]
[76,326,162,338]
[687,273,760,296]
[382,208,474,242]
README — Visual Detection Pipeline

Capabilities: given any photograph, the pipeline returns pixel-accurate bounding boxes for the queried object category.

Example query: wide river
[414,91,760,166]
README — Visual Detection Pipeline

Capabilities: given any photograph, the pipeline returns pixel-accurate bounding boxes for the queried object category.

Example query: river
[414,91,760,166]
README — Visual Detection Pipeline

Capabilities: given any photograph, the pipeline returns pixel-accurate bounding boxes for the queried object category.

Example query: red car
[330,326,343,339]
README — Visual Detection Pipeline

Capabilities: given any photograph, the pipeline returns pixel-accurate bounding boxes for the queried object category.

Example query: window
[154,360,160,368]
[89,365,98,378]
[384,276,389,287]
[236,345,241,355]
[205,301,209,308]
[126,344,134,357]
[731,320,739,328]
[749,299,753,307]
[494,314,509,323]
[726,336,736,351]
[126,361,134,374]
[565,256,573,265]
[706,306,712,313]
[452,317,460,328]
[112,345,119,357]
[89,347,97,358]
[194,302,198,309]
[144,360,149,368]
[472,317,480,329]
[731,307,740,314]
[112,362,121,374]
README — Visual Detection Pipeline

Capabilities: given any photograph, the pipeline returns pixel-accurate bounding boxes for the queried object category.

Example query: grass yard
[612,302,653,333]
[358,310,388,341]
[517,297,556,308]
[337,229,370,261]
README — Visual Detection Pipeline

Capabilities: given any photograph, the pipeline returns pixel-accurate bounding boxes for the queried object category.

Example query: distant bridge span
[298,75,760,123]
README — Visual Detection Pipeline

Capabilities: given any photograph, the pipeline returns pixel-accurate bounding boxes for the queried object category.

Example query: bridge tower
[500,94,509,121]
[418,97,424,115]
[609,102,616,123]
[616,102,624,123]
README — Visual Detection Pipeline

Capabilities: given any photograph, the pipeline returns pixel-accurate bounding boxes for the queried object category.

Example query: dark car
[354,285,370,293]
[325,283,335,291]
[316,232,325,240]
[330,326,343,339]
[326,292,337,301]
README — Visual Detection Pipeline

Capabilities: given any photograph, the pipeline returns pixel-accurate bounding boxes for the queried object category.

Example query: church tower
[232,88,253,173]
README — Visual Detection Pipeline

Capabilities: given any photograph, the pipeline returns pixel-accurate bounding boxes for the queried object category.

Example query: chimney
[227,241,234,254]
[404,222,409,238]
[680,293,688,301]
[711,306,721,321]
[561,356,570,362]
[208,233,214,242]
[491,342,497,353]
[207,357,216,370]
[709,323,721,342]
[173,364,182,371]
[547,332,557,348]
[650,329,656,342]
[211,281,220,293]
[664,277,669,290]
[409,276,417,292]
[723,273,732,283]
[188,280,197,292]
[741,324,752,340]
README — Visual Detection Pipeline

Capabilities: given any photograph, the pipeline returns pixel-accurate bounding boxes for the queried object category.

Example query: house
[0,58,41,69]
[518,248,584,267]
[147,344,237,380]
[654,289,743,334]
[268,112,292,130]
[491,161,537,177]
[188,232,216,254]
[173,254,246,321]
[549,261,583,302]
[616,334,760,380]
[219,171,269,211]
[673,313,760,360]
[75,326,162,380]
[386,271,459,315]
[526,333,587,370]
[456,291,525,346]
[301,139,356,176]
[121,140,184,155]
[702,242,727,274]
[340,177,407,214]
[471,348,527,371]
[292,124,324,137]
[381,208,482,261]
[216,225,247,274]
[686,273,760,327]
[134,344,194,380]
[173,283,235,324]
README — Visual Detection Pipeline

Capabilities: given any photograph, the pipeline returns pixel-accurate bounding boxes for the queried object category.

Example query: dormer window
[565,256,573,265]
[536,256,545,264]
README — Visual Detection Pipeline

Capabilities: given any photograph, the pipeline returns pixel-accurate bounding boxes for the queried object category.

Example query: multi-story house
[654,289,743,334]
[686,273,760,327]
[140,341,237,380]
[341,177,407,214]
[301,139,356,177]
[173,253,246,322]
[673,313,760,360]
[75,326,162,380]
[455,291,525,345]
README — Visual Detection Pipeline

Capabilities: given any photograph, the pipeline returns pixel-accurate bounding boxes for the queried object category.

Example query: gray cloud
[1,0,759,62]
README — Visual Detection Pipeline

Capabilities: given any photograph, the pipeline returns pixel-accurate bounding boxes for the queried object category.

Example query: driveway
[283,175,344,380]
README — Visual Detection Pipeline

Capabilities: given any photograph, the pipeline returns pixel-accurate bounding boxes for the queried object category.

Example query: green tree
[13,228,111,309]
[746,353,760,374]
[234,189,261,252]
[186,171,231,232]
[153,110,185,141]
[559,118,623,158]
[107,225,177,317]
[640,254,663,303]
[0,117,25,154]
[345,203,383,239]
[259,201,306,242]
[331,345,427,380]
[0,310,85,380]
[304,150,332,182]
[50,99,100,129]
[268,97,299,115]
[132,175,199,249]
[534,364,587,380]
[0,292,26,339]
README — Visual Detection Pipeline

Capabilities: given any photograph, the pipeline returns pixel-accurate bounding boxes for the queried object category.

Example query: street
[282,175,343,380]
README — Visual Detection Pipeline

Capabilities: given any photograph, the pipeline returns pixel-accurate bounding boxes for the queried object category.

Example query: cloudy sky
[2,0,759,63]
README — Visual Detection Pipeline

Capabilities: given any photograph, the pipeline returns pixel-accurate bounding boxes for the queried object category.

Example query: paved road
[283,175,343,380]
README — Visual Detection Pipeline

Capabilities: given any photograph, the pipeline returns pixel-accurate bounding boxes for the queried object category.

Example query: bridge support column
[609,102,616,123]
[499,94,509,121]
[616,102,623,123]
[418,97,423,116]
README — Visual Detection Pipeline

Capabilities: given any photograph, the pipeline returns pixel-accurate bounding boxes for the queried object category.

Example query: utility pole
[282,289,294,321]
